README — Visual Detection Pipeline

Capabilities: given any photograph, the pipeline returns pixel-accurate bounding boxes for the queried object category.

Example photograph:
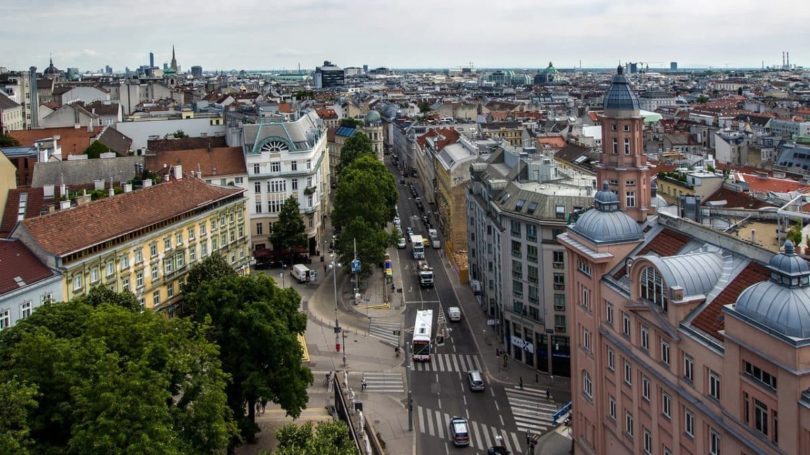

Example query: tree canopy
[0,134,20,147]
[83,140,110,159]
[332,155,397,231]
[271,420,358,455]
[183,273,313,446]
[180,253,237,316]
[338,132,374,174]
[0,298,236,455]
[270,196,308,259]
[335,217,394,277]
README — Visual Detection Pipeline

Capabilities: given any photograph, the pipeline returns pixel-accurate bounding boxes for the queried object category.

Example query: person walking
[361,376,367,391]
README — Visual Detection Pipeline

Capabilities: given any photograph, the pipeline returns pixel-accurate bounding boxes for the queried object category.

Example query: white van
[447,306,462,322]
[290,264,312,283]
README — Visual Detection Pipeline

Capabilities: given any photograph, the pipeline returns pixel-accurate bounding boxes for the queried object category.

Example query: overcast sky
[2,0,807,72]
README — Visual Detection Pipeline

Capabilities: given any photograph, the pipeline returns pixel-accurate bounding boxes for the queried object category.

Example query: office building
[149,52,154,69]
[314,61,345,89]
[191,65,203,78]
[670,61,678,71]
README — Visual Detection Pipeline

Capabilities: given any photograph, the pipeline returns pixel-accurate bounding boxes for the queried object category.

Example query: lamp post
[330,258,341,354]
[280,264,286,289]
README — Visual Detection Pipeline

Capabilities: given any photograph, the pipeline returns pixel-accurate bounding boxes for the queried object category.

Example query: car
[397,237,407,248]
[447,306,461,322]
[487,445,510,454]
[449,417,470,447]
[422,237,430,247]
[467,370,485,392]
[406,226,414,236]
[393,216,400,226]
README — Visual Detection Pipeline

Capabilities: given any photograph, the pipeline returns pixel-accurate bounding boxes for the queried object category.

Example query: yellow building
[0,152,17,218]
[11,171,249,312]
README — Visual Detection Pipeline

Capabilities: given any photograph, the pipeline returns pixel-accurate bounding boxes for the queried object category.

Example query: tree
[271,420,358,455]
[184,274,313,447]
[74,285,141,312]
[0,380,37,454]
[336,217,393,278]
[181,253,237,316]
[787,223,803,246]
[0,299,236,454]
[418,101,431,113]
[270,196,308,263]
[0,134,20,147]
[338,132,374,174]
[332,155,397,231]
[696,95,709,104]
[172,130,188,139]
[83,140,110,159]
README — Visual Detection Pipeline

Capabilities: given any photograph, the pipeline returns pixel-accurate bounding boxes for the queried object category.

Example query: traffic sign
[351,259,361,273]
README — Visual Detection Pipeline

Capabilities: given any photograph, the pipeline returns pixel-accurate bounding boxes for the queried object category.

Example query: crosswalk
[357,372,405,393]
[368,319,401,347]
[412,353,481,373]
[505,386,557,434]
[416,405,522,453]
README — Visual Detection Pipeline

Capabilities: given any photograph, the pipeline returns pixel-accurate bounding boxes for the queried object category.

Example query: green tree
[0,134,20,147]
[181,253,237,316]
[336,217,393,278]
[339,118,363,128]
[418,101,431,113]
[332,155,397,231]
[787,223,803,246]
[271,420,358,455]
[338,132,374,174]
[0,299,236,455]
[172,130,188,139]
[0,380,37,454]
[74,285,140,312]
[270,196,308,264]
[696,95,709,104]
[83,140,110,159]
[184,274,313,447]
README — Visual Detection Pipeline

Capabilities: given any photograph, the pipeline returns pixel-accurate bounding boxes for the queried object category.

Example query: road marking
[510,432,522,453]
[418,406,425,434]
[470,421,483,450]
[481,423,492,449]
[494,401,500,411]
[450,354,460,372]
[499,414,505,426]
[434,410,445,439]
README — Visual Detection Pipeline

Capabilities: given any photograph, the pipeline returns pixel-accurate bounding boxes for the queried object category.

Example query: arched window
[639,266,668,312]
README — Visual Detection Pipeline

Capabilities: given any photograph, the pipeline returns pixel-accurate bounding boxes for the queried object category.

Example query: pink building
[559,67,810,455]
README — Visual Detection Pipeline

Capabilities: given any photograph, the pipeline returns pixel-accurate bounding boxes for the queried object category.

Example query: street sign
[334,326,342,334]
[351,259,361,273]
[392,330,401,335]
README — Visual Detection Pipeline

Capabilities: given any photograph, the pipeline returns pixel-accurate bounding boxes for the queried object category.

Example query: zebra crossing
[412,353,481,373]
[505,386,557,434]
[368,319,401,347]
[356,372,405,393]
[416,405,522,453]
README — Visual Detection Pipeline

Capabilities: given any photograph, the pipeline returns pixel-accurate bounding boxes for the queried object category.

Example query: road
[390,162,555,455]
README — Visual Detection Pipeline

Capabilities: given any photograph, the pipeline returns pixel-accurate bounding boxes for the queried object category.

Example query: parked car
[406,226,414,236]
[449,417,470,447]
[393,216,400,226]
[397,237,407,249]
[467,370,485,392]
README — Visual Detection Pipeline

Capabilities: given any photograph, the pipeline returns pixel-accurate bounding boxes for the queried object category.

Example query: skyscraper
[670,61,678,71]
[149,52,154,68]
[191,66,203,78]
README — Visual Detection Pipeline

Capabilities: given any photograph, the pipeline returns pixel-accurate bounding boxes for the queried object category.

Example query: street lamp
[280,264,286,289]
[330,257,341,354]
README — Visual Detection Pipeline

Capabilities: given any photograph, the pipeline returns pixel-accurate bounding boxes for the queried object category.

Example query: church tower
[598,65,650,222]
[170,45,178,72]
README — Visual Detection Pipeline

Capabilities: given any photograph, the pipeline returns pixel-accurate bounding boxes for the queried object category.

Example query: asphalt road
[390,162,532,455]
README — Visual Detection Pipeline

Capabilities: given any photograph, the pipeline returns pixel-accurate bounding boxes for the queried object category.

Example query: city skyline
[1,0,807,72]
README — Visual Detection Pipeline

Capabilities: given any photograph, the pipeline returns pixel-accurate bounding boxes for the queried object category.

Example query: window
[291,178,298,190]
[152,290,161,307]
[212,236,219,250]
[606,302,614,325]
[176,231,183,245]
[201,242,208,257]
[200,223,207,236]
[743,360,777,390]
[189,247,196,262]
[527,245,538,262]
[622,313,631,337]
[579,285,591,311]
[270,161,280,173]
[640,326,649,351]
[612,138,618,154]
[164,256,174,275]
[306,176,312,188]
[773,410,778,444]
[136,271,144,288]
[135,248,143,264]
[607,347,615,370]
[306,159,311,170]
[554,315,566,333]
[583,371,593,399]
[20,301,31,319]
[256,223,263,235]
[187,227,195,241]
[685,409,694,437]
[150,242,158,258]
[90,268,99,284]
[253,163,260,174]
[555,204,565,219]
[709,428,720,455]
[684,354,694,382]
[577,258,592,276]
[254,181,261,193]
[151,265,158,281]
[176,251,185,269]
[553,251,564,269]
[121,276,130,291]
[74,275,83,291]
[625,191,636,208]
[624,124,630,132]
[612,123,617,131]
[709,370,721,400]
[268,179,286,193]
[511,240,521,258]
[642,375,650,400]
[255,201,263,213]
[526,224,537,241]
[754,400,768,436]
[640,266,668,312]
[661,341,670,366]
[511,220,521,237]
[167,281,175,299]
[626,179,636,186]
[554,294,565,311]
[624,361,632,385]
[662,392,672,418]
[643,428,652,454]
[163,237,171,251]
[624,138,631,154]
[268,199,282,213]
[0,310,9,330]
[106,261,114,277]
[553,273,565,290]
[528,265,539,283]
[291,160,297,171]
[235,177,243,184]
[609,396,617,419]
[582,327,591,352]
[624,411,634,437]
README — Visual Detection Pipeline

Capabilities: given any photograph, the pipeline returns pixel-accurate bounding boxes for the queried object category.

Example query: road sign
[392,330,401,335]
[351,259,361,273]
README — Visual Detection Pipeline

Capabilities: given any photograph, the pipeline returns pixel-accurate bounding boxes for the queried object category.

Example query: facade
[0,93,23,131]
[314,61,345,89]
[467,145,596,377]
[768,119,810,140]
[240,111,329,254]
[480,122,523,147]
[60,86,111,106]
[0,152,17,220]
[0,239,63,330]
[11,173,249,312]
[434,137,478,253]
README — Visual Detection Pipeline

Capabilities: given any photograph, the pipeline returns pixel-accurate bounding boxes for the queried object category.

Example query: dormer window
[640,266,668,312]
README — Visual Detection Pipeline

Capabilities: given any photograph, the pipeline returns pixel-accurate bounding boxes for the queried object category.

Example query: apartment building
[11,171,248,313]
[0,239,63,330]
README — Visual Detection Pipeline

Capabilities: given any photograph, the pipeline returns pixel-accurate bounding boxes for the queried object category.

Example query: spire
[170,45,178,72]
[172,45,175,60]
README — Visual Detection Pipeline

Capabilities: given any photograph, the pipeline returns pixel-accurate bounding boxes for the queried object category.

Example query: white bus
[412,309,433,362]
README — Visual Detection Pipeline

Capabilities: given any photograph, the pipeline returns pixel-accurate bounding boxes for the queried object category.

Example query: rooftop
[0,239,55,295]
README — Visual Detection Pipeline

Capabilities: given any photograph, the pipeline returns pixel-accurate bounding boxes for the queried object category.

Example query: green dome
[544,62,557,74]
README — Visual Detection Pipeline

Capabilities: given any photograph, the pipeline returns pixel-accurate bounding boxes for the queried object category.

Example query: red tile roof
[703,187,774,209]
[147,136,227,152]
[536,135,566,149]
[0,239,54,295]
[690,262,770,340]
[737,173,809,194]
[613,229,690,279]
[17,178,243,256]
[9,127,100,156]
[0,187,65,238]
[145,147,246,178]
[316,108,338,119]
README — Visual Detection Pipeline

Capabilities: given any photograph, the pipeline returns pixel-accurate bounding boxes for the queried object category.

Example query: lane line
[510,432,523,453]
[434,410,445,439]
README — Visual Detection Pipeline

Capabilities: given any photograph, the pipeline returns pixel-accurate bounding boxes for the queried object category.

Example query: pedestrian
[546,388,551,400]
[261,400,267,415]
[519,376,524,390]
[361,376,367,391]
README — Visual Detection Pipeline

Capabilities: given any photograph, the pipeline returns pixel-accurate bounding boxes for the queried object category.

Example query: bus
[412,309,433,362]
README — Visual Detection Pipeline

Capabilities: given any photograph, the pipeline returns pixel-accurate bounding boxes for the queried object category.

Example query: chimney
[60,199,71,210]
[123,183,132,193]
[108,187,115,197]
[751,229,756,244]
[173,164,183,180]
[143,178,152,187]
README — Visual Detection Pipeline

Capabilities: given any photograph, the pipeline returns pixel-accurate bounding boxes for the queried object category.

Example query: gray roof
[603,66,640,112]
[96,126,133,156]
[31,156,144,187]
[0,92,20,110]
[735,241,810,339]
[642,251,723,298]
[242,110,324,153]
[571,182,642,244]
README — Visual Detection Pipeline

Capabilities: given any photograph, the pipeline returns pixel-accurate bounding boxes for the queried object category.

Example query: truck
[416,260,434,287]
[428,228,441,249]
[411,234,425,259]
[290,264,313,283]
